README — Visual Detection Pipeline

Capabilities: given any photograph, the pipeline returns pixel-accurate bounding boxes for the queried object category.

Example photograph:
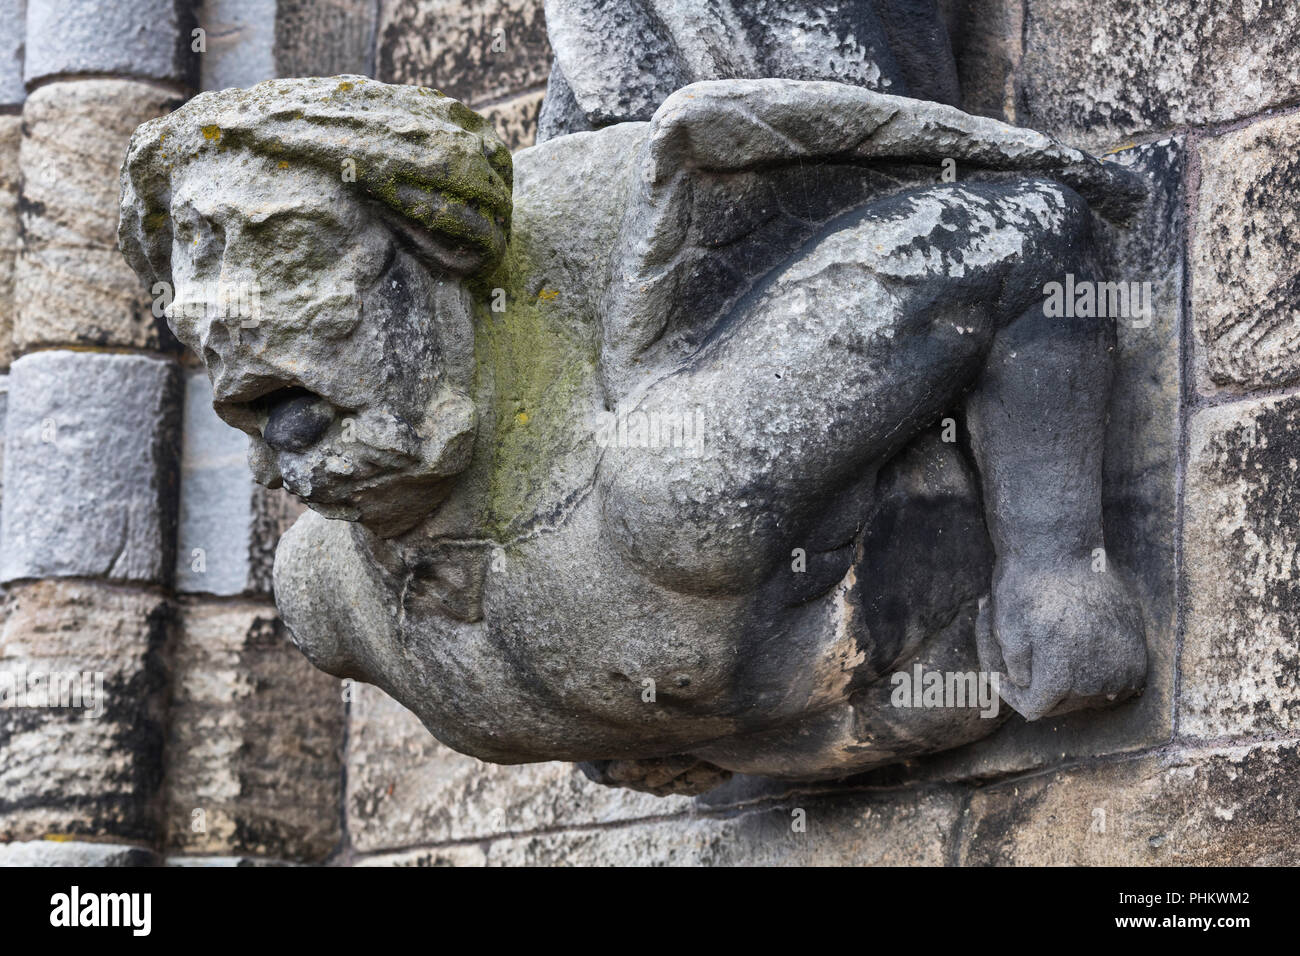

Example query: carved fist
[976,559,1148,722]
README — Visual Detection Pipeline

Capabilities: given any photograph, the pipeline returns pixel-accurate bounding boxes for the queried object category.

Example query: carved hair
[119,75,513,286]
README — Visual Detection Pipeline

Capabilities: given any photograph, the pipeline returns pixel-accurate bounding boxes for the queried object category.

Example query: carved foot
[977,559,1148,721]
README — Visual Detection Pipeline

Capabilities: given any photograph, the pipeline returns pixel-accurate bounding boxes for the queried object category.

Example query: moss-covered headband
[119,75,513,286]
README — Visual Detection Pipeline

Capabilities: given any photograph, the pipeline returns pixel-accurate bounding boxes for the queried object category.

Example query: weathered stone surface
[0,580,172,844]
[0,839,158,866]
[198,0,277,91]
[16,80,183,350]
[1192,112,1300,392]
[274,0,378,78]
[960,740,1300,865]
[120,79,509,536]
[346,683,690,853]
[890,139,1184,783]
[121,76,1155,790]
[483,789,964,866]
[165,600,344,862]
[1181,395,1300,739]
[176,369,302,596]
[355,844,488,867]
[376,0,550,105]
[166,854,295,866]
[1019,0,1300,151]
[0,113,19,369]
[0,372,5,596]
[24,0,197,87]
[0,0,24,106]
[355,786,963,866]
[480,86,544,152]
[1,351,181,586]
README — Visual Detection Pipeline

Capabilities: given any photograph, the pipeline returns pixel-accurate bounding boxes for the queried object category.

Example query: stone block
[355,845,487,867]
[1019,0,1300,151]
[1181,395,1300,738]
[24,0,197,87]
[952,0,1022,123]
[960,740,1300,865]
[0,0,26,106]
[0,112,18,369]
[15,79,183,351]
[1192,112,1300,392]
[197,0,276,91]
[480,86,544,152]
[175,368,303,596]
[375,0,550,105]
[481,789,964,866]
[0,580,172,844]
[0,373,7,548]
[1,351,181,586]
[166,854,295,866]
[274,0,377,78]
[164,599,345,862]
[345,682,692,853]
[0,839,158,865]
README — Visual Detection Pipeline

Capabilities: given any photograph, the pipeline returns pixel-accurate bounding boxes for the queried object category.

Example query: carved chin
[246,396,476,537]
[278,451,461,536]
[304,474,446,536]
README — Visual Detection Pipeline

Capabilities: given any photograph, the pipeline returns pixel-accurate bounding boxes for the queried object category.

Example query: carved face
[166,151,477,535]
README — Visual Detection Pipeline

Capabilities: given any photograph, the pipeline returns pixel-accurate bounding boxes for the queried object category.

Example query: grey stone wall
[374,0,549,150]
[1,0,1298,866]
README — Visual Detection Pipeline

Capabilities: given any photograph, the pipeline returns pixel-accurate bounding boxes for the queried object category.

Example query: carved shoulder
[510,122,649,324]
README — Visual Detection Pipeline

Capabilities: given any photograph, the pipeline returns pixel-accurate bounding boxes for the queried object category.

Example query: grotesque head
[120,76,513,535]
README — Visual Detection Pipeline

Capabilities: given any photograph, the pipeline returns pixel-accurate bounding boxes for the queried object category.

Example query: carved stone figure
[538,0,962,139]
[120,69,1148,795]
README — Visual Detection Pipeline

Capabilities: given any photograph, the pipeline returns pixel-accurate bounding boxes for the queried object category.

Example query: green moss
[368,168,509,258]
[447,100,485,134]
[472,238,596,536]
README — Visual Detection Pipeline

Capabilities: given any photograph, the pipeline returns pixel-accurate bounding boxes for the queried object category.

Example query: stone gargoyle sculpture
[119,74,1149,795]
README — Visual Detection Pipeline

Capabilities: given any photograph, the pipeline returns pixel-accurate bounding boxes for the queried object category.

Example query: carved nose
[262,389,334,452]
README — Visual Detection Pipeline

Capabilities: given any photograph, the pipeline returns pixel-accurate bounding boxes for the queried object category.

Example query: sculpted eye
[294,269,365,339]
[308,294,364,339]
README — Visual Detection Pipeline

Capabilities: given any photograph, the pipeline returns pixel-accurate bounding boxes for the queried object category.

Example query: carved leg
[965,297,1147,720]
[599,179,1097,596]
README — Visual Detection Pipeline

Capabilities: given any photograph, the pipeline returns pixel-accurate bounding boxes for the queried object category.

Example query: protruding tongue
[263,389,334,452]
